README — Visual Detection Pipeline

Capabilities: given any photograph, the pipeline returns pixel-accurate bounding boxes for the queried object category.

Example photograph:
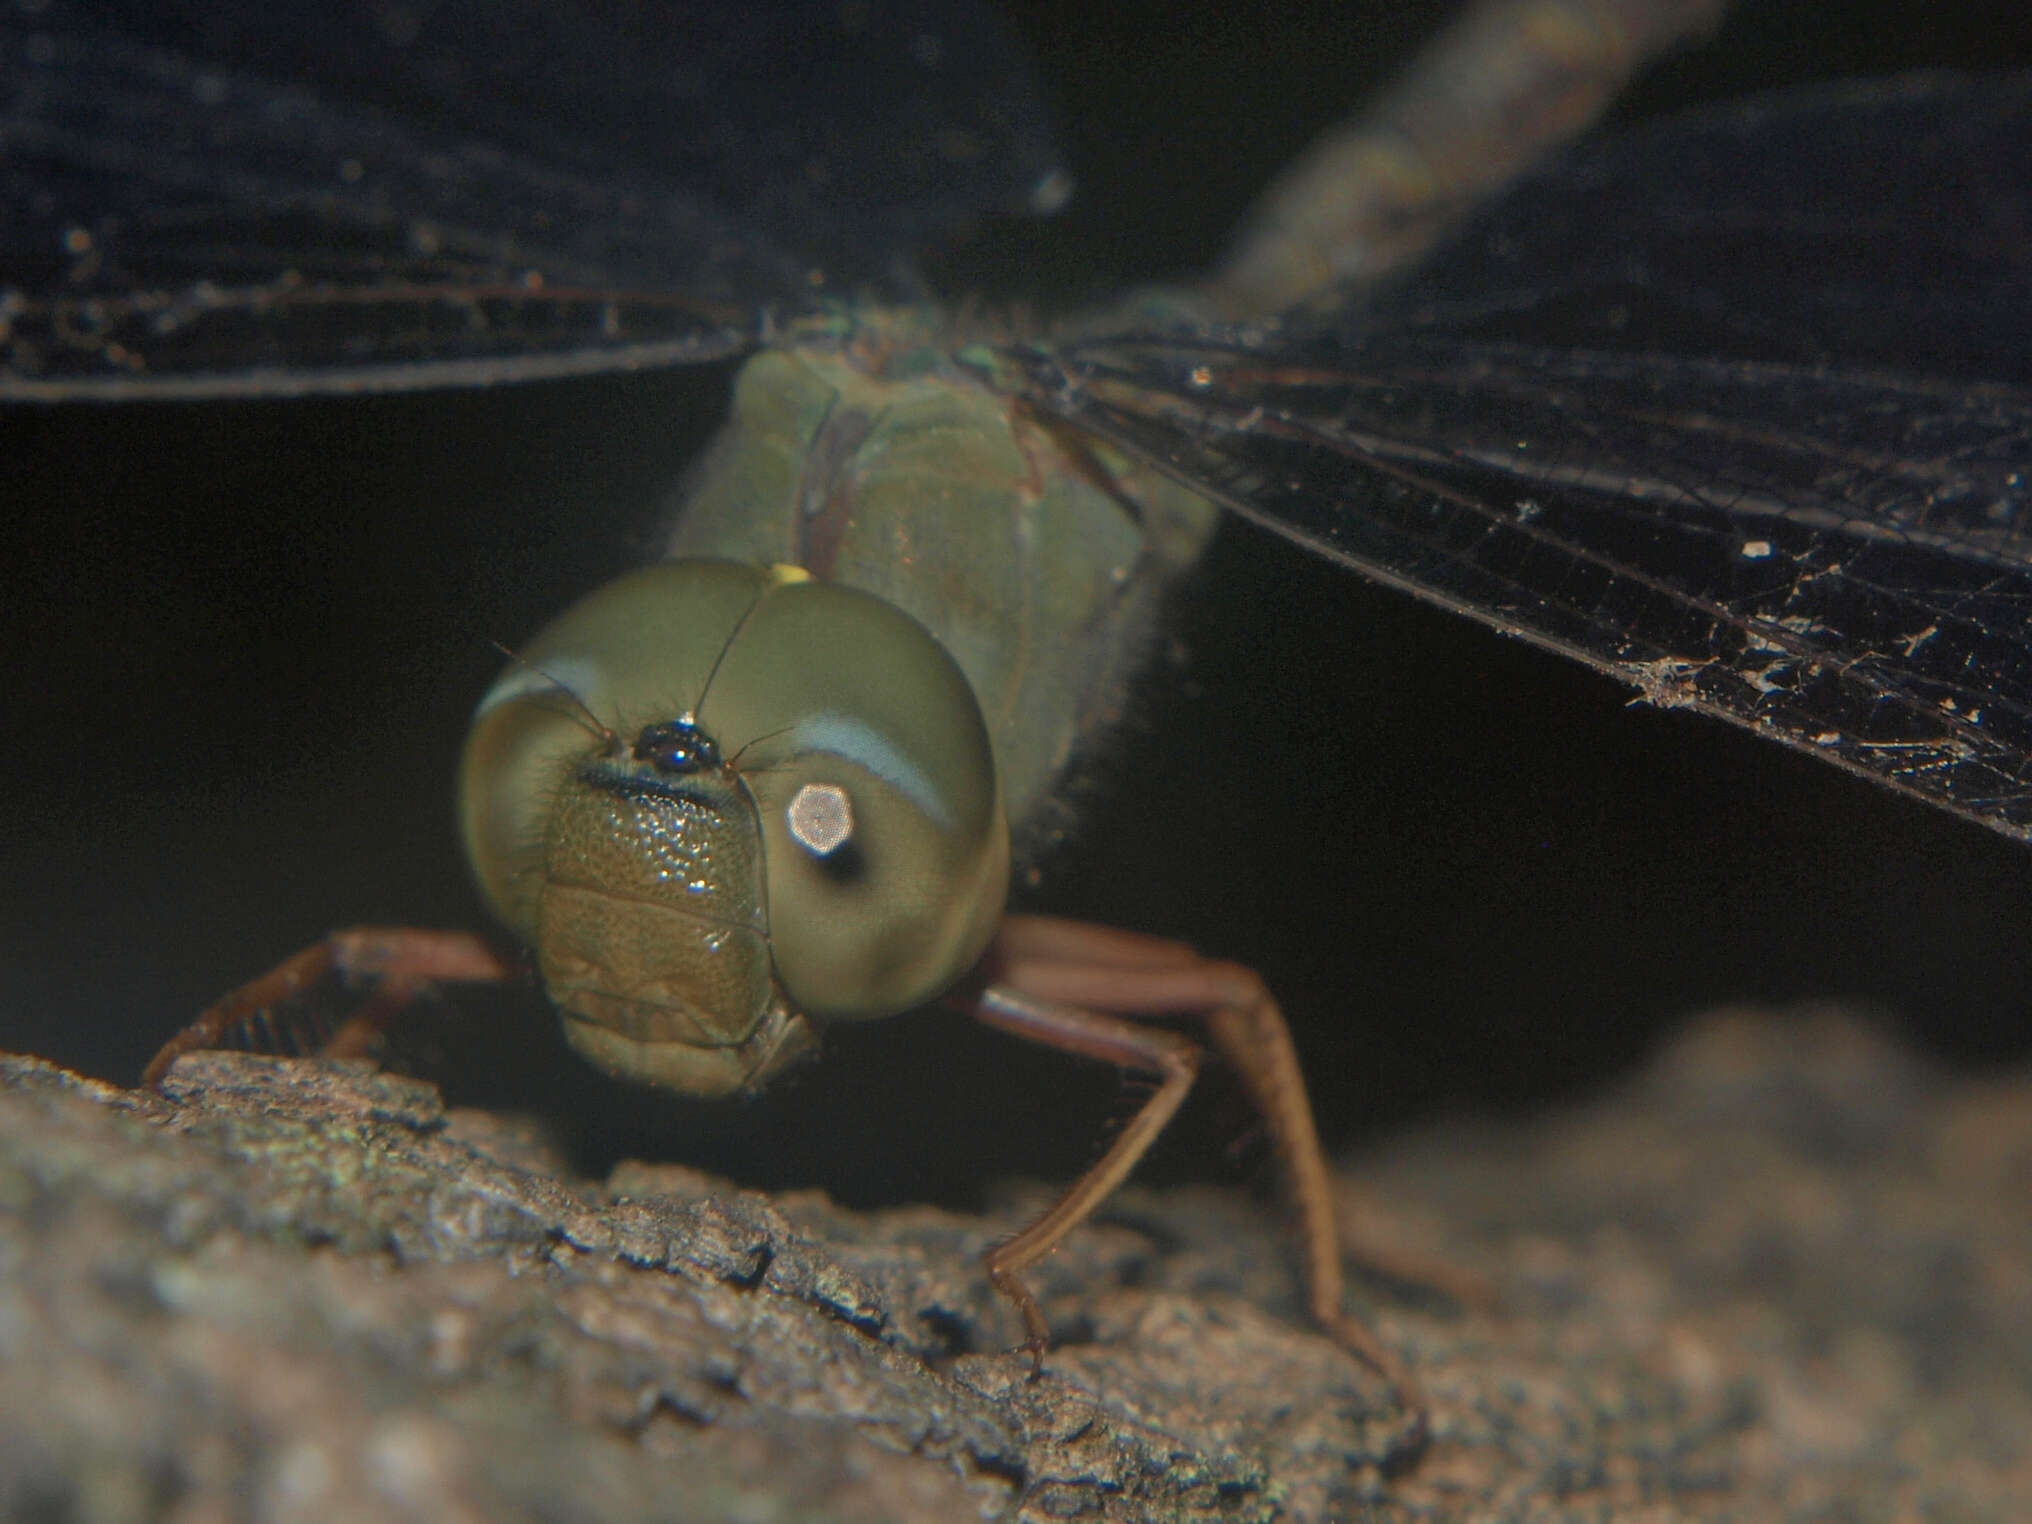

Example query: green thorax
[663,317,1221,832]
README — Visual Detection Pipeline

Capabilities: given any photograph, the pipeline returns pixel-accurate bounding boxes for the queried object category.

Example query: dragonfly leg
[142,927,517,1087]
[969,979,1204,1372]
[972,914,1427,1429]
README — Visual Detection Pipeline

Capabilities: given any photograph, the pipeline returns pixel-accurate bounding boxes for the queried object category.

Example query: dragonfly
[8,0,2032,1441]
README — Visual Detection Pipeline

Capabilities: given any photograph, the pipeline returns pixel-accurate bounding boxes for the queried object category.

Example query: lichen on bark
[1,1004,2026,1521]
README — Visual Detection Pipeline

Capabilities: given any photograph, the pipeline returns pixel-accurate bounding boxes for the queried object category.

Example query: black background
[7,0,2032,1205]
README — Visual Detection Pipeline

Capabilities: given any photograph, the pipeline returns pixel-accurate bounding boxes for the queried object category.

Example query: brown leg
[971,983,1203,1365]
[142,927,517,1087]
[976,914,1426,1426]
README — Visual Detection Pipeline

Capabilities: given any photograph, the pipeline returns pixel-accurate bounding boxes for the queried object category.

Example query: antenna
[486,639,617,749]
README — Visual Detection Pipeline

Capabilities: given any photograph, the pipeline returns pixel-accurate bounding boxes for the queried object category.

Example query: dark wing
[1034,74,2032,844]
[0,0,1062,398]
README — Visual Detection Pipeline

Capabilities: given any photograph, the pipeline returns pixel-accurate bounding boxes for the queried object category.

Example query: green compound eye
[457,560,1008,1094]
[698,566,1011,1021]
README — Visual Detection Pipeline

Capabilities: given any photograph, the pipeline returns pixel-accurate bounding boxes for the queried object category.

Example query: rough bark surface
[2,1005,2026,1521]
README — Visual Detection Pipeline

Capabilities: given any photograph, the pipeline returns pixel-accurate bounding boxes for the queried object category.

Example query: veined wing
[0,0,1063,398]
[1034,74,2032,843]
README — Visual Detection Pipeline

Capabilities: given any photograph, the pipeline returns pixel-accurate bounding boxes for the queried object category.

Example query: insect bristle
[487,638,617,748]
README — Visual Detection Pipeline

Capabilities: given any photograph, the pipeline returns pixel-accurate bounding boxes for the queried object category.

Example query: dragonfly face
[459,558,1009,1094]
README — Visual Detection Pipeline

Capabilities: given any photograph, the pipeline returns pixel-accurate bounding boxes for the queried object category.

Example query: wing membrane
[1035,75,2032,843]
[1364,72,2032,384]
[0,0,1063,397]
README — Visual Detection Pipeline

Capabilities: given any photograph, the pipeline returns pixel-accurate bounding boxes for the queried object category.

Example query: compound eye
[786,782,855,858]
[457,560,1009,1022]
[456,561,769,938]
[701,578,1010,1022]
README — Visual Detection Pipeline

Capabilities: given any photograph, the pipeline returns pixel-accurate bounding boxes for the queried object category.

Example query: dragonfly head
[458,560,1009,1097]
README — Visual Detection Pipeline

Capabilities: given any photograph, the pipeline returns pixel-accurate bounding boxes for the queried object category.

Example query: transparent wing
[1033,74,2032,843]
[1361,72,2032,385]
[0,0,1063,398]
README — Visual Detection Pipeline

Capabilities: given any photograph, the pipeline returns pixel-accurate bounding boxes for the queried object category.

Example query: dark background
[7,0,2032,1205]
